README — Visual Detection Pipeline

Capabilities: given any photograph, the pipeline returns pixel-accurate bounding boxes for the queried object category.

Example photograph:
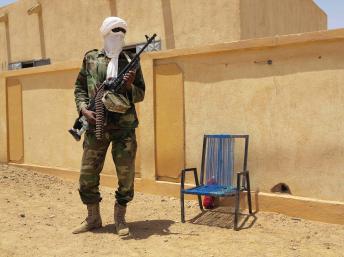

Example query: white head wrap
[99,17,128,79]
[100,17,127,36]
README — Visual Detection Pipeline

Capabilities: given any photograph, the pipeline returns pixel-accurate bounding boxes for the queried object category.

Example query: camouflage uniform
[74,49,145,206]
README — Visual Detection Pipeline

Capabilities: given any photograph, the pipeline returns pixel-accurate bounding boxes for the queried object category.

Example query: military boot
[114,202,129,236]
[72,203,102,234]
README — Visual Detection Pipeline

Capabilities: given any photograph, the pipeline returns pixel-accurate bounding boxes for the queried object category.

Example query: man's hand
[81,108,96,124]
[123,70,136,91]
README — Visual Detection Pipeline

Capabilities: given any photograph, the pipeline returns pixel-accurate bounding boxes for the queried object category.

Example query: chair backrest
[200,135,249,186]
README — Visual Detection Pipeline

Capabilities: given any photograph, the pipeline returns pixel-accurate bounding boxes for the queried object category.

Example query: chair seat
[182,184,237,197]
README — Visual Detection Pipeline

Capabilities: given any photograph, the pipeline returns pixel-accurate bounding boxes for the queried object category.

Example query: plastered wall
[38,0,110,63]
[240,0,327,39]
[2,68,142,177]
[155,63,184,181]
[153,38,344,202]
[0,0,41,64]
[19,70,81,170]
[0,0,326,71]
[2,29,343,205]
[0,22,7,70]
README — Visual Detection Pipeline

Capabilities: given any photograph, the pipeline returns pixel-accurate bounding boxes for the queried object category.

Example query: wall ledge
[0,60,81,78]
[144,28,344,60]
[2,29,343,78]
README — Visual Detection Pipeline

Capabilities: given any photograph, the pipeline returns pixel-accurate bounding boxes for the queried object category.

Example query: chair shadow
[188,206,257,230]
[93,219,183,240]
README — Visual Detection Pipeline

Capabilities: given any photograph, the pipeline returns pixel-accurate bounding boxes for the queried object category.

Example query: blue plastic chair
[180,134,253,230]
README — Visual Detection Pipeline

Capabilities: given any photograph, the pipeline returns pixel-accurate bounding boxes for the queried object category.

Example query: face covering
[99,17,128,79]
[104,31,125,79]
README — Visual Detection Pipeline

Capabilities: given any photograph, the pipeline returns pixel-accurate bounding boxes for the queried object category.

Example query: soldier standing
[72,17,145,236]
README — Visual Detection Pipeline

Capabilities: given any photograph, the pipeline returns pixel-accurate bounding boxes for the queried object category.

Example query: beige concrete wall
[1,64,143,176]
[0,0,239,63]
[19,70,81,170]
[116,0,242,49]
[155,63,185,181]
[0,21,7,71]
[2,0,42,62]
[39,0,110,62]
[0,0,326,68]
[240,0,327,39]
[2,29,344,209]
[162,0,241,49]
[6,78,23,162]
[18,69,139,175]
[115,0,165,48]
[154,38,344,202]
[0,75,7,162]
[138,56,156,180]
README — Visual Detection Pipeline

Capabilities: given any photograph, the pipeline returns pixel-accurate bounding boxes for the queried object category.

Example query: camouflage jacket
[74,49,145,129]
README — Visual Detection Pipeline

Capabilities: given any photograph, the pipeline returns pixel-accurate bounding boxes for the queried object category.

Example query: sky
[314,0,344,29]
[0,0,343,29]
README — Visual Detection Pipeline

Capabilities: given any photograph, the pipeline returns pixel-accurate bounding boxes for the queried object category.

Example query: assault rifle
[69,33,157,141]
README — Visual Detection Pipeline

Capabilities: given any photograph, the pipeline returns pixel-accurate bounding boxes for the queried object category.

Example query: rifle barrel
[116,33,157,79]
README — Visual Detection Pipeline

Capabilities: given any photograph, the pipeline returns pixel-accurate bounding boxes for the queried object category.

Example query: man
[72,17,145,236]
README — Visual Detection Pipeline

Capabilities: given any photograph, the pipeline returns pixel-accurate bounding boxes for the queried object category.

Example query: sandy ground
[0,164,344,257]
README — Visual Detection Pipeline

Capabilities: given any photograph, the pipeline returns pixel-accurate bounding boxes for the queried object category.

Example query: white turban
[100,17,127,36]
[100,17,128,79]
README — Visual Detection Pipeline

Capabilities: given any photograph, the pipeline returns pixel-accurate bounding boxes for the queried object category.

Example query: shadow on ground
[189,207,257,230]
[93,219,190,239]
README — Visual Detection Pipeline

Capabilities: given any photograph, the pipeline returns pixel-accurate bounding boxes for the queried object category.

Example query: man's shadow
[93,219,179,239]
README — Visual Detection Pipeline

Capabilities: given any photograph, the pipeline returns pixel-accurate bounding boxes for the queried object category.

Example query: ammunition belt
[95,83,105,140]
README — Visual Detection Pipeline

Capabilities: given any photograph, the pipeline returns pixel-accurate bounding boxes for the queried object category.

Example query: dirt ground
[0,164,343,257]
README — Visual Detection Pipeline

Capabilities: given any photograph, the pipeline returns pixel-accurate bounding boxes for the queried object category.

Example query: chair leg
[234,189,240,231]
[181,193,185,223]
[246,172,253,214]
[197,195,203,210]
[234,174,241,231]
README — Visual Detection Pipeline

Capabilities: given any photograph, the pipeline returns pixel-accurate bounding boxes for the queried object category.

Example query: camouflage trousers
[78,129,137,206]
